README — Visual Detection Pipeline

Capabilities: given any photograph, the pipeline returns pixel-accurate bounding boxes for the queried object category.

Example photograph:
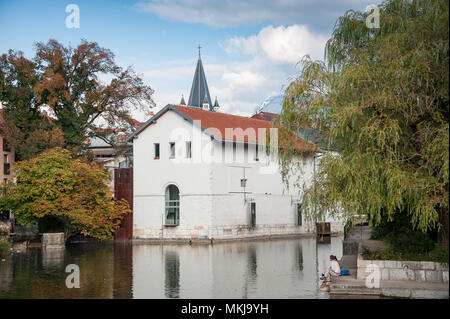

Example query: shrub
[428,244,449,266]
[370,211,436,255]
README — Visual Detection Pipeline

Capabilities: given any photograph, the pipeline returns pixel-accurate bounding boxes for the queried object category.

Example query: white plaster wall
[132,109,343,240]
[133,110,214,239]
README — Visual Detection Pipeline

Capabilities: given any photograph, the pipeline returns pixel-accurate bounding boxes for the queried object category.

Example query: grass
[362,244,449,266]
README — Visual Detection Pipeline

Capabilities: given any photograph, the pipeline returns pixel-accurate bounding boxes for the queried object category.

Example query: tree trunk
[438,206,449,244]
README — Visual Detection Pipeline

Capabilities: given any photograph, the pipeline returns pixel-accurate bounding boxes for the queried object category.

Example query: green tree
[278,0,449,242]
[0,147,130,240]
[0,39,154,159]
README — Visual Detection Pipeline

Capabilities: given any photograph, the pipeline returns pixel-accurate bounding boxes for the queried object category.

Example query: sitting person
[321,255,341,282]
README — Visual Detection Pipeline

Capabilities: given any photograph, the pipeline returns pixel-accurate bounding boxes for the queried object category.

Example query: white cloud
[134,0,375,29]
[224,24,327,63]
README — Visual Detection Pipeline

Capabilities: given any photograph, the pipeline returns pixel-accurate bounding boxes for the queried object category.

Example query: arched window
[165,185,180,226]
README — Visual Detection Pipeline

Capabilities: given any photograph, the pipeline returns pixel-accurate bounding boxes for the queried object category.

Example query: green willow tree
[278,0,449,242]
[0,39,154,159]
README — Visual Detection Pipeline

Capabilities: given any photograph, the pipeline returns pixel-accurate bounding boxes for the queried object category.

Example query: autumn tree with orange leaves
[0,39,154,159]
[0,147,130,240]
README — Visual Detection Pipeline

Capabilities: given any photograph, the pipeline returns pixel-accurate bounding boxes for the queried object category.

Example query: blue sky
[0,0,375,121]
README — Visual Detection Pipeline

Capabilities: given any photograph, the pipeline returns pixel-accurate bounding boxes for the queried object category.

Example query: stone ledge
[330,277,449,299]
[357,242,448,283]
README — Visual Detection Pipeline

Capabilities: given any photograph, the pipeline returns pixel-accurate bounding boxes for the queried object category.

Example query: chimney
[117,132,126,143]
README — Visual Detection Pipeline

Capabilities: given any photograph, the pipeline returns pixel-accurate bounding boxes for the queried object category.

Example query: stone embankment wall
[357,243,449,283]
[42,233,65,249]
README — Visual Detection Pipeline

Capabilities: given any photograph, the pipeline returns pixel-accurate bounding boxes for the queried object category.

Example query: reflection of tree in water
[0,244,116,298]
[164,251,180,298]
[113,243,133,299]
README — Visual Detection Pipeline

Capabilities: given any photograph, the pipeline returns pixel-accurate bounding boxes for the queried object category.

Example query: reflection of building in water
[247,245,257,282]
[296,243,304,272]
[164,251,180,298]
[42,248,65,269]
[133,238,319,298]
[242,244,258,298]
[113,243,133,299]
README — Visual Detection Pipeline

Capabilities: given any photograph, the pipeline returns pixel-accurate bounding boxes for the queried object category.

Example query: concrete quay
[330,274,449,299]
[329,226,449,299]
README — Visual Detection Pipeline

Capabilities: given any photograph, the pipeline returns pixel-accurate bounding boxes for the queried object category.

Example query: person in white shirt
[323,255,341,282]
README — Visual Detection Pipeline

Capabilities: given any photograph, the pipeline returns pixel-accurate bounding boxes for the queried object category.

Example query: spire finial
[198,44,202,58]
[180,94,186,105]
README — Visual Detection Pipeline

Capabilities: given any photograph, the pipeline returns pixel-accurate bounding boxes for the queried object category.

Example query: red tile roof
[173,105,273,143]
[131,104,316,151]
[250,112,279,121]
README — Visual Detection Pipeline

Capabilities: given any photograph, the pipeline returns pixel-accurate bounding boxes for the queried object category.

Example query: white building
[127,52,344,241]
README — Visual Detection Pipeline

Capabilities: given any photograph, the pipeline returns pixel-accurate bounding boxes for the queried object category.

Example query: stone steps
[330,277,449,298]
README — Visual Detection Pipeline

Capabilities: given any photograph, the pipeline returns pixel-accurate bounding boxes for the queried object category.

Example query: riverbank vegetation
[0,148,131,240]
[0,39,154,240]
[362,212,449,264]
[277,0,449,243]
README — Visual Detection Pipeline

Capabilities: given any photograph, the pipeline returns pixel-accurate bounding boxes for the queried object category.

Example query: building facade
[0,110,15,186]
[128,53,345,241]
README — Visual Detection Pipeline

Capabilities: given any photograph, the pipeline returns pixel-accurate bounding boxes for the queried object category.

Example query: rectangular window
[244,143,248,163]
[222,141,226,162]
[250,202,256,228]
[4,154,8,163]
[255,144,259,161]
[297,203,302,226]
[3,163,10,175]
[154,143,160,159]
[2,139,11,152]
[186,141,191,158]
[169,142,175,158]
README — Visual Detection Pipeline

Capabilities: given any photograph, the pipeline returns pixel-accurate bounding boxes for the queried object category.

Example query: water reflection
[42,248,65,269]
[164,251,180,298]
[0,236,343,299]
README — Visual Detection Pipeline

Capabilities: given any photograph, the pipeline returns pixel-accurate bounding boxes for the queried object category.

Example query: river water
[0,236,343,299]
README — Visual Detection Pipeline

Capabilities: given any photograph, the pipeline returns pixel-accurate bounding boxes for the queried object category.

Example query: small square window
[186,141,191,158]
[240,178,247,188]
[154,143,160,159]
[169,142,175,158]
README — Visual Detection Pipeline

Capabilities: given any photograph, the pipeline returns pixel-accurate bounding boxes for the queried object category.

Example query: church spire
[188,46,212,110]
[180,94,186,105]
